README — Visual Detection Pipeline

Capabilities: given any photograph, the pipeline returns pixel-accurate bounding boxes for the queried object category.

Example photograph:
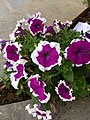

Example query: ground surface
[0,97,90,120]
[0,83,31,105]
[0,0,90,120]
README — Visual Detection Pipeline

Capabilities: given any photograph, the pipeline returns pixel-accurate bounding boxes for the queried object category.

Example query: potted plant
[0,11,90,120]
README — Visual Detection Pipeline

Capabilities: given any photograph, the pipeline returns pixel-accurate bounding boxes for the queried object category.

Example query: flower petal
[64,39,90,66]
[28,74,50,103]
[9,18,27,41]
[3,42,22,64]
[45,20,57,35]
[10,59,27,89]
[55,80,75,101]
[0,39,10,53]
[25,104,52,120]
[27,12,46,36]
[31,41,62,72]
[57,20,72,31]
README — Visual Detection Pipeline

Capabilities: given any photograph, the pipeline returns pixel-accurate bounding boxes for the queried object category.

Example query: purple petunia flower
[0,39,10,53]
[64,39,90,66]
[14,26,26,37]
[45,20,57,35]
[56,20,72,32]
[28,74,50,103]
[4,61,13,71]
[55,80,75,101]
[27,12,42,24]
[85,32,90,39]
[31,41,62,72]
[3,42,22,64]
[25,104,52,120]
[27,12,46,36]
[9,18,26,41]
[10,59,27,89]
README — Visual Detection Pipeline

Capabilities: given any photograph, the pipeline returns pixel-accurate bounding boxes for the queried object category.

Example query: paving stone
[0,1,10,16]
[0,0,86,39]
[0,97,90,120]
[0,100,37,120]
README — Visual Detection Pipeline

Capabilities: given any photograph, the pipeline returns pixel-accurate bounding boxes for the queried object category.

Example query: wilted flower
[31,41,62,72]
[55,80,75,101]
[28,74,50,103]
[25,104,52,120]
[64,39,90,66]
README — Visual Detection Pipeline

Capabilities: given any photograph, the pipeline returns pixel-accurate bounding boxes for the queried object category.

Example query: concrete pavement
[0,0,86,39]
[0,97,90,120]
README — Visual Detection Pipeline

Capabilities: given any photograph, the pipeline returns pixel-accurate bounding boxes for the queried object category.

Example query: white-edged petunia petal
[31,41,62,72]
[10,59,27,89]
[3,42,22,64]
[55,80,75,102]
[28,74,50,103]
[64,38,90,67]
[25,104,52,120]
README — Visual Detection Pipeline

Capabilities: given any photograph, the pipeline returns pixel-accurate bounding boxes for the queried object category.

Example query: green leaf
[16,89,22,96]
[41,69,59,80]
[44,102,51,110]
[79,89,87,97]
[85,64,90,69]
[63,70,74,83]
[24,88,31,95]
[55,65,63,73]
[31,95,39,105]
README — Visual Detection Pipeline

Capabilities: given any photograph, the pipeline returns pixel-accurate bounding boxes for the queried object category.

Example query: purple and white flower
[28,74,50,103]
[55,80,75,101]
[9,18,26,41]
[4,61,13,71]
[27,12,46,35]
[31,41,62,72]
[0,39,10,54]
[25,104,52,120]
[10,59,27,89]
[45,20,58,35]
[3,42,22,64]
[64,39,90,67]
[85,32,90,39]
[57,20,72,32]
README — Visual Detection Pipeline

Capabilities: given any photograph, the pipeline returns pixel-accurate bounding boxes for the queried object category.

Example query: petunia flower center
[43,51,49,57]
[35,23,40,28]
[12,50,17,54]
[75,48,83,54]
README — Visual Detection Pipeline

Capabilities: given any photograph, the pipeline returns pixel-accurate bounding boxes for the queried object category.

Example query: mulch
[0,81,31,105]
